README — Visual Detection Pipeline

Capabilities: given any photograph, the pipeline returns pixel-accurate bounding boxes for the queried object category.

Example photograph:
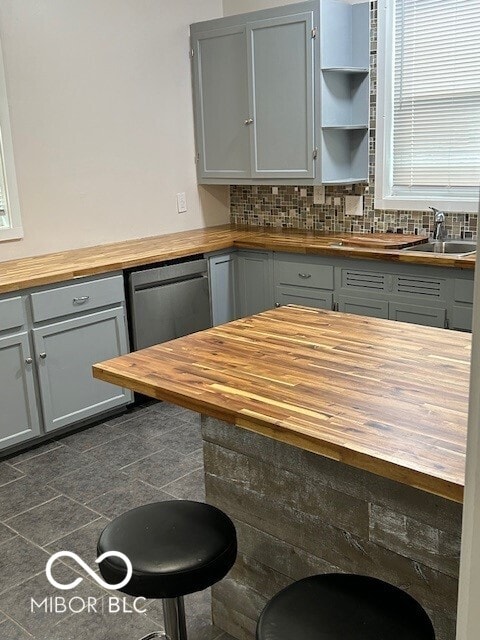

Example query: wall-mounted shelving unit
[320,1,370,184]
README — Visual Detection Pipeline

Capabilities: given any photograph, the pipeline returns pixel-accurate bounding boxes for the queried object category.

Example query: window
[0,38,22,240]
[375,0,480,212]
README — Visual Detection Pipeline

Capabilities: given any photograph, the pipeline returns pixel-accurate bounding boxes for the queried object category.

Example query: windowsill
[0,225,24,242]
[374,195,479,214]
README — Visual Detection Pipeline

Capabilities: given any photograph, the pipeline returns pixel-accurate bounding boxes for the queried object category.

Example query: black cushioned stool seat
[97,500,237,640]
[257,574,435,640]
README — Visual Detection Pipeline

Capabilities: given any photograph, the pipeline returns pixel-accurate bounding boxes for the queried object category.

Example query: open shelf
[321,70,369,128]
[322,125,368,130]
[321,128,369,184]
[322,67,369,74]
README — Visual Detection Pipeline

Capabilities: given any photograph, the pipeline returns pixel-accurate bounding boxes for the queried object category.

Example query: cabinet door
[389,303,446,328]
[275,285,333,310]
[0,332,41,449]
[33,308,132,432]
[450,305,473,332]
[192,26,250,180]
[337,295,389,319]
[209,253,237,326]
[237,251,274,317]
[247,12,315,179]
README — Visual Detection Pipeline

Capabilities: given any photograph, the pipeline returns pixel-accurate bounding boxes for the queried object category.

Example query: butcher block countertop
[0,224,475,294]
[93,306,470,503]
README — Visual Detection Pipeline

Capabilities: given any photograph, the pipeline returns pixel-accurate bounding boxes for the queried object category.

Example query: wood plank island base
[93,306,470,640]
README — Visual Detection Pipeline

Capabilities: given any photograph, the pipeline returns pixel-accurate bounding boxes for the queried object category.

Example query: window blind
[392,0,480,198]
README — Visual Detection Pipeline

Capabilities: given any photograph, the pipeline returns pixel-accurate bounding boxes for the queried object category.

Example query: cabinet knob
[275,303,281,308]
[244,118,254,125]
[25,357,33,365]
[39,352,47,359]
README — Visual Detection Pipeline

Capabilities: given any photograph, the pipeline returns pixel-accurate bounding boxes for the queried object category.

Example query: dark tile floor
[0,400,235,640]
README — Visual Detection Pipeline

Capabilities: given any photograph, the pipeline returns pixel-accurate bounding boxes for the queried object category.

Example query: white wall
[223,0,301,13]
[223,0,362,15]
[0,0,228,261]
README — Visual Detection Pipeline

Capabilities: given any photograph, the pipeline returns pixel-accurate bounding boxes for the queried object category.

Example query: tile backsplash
[230,184,478,238]
[230,1,478,240]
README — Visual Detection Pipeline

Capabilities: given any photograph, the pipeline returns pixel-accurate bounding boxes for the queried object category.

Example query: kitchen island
[93,306,470,640]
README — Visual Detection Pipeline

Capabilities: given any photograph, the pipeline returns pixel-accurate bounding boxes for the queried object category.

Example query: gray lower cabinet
[388,302,446,328]
[0,331,41,449]
[337,295,389,319]
[32,307,131,433]
[273,252,334,310]
[237,250,274,317]
[209,252,238,326]
[0,274,132,451]
[275,285,333,309]
[335,263,450,328]
[450,277,474,331]
[270,251,473,330]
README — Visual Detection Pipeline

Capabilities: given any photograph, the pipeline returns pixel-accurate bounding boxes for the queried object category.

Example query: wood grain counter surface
[0,224,475,294]
[93,306,470,503]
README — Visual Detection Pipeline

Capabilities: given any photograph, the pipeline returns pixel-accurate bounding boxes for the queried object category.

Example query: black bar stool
[256,574,435,640]
[97,500,237,640]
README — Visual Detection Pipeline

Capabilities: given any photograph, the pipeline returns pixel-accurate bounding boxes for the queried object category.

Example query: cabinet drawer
[0,297,25,332]
[275,258,334,290]
[454,279,474,304]
[31,275,125,323]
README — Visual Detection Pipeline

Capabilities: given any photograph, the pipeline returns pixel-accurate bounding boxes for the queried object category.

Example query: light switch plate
[345,195,364,216]
[176,192,187,213]
[313,186,325,205]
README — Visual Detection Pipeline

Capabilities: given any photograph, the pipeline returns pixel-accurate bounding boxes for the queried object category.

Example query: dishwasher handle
[132,272,207,293]
[129,258,208,291]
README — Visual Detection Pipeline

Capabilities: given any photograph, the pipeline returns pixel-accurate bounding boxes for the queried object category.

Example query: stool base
[137,596,187,640]
[163,596,187,640]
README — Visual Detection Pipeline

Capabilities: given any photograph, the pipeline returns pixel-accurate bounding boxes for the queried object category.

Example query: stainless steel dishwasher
[128,257,212,350]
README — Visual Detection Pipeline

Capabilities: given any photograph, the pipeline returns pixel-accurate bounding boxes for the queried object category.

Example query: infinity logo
[46,551,133,591]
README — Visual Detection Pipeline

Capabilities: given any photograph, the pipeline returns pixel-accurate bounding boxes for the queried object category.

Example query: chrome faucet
[430,207,447,241]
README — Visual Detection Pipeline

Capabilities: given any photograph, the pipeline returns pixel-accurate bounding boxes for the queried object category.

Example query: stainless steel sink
[403,240,477,255]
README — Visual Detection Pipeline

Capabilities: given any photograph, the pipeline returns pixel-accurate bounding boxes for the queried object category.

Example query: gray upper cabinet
[192,26,250,180]
[0,312,41,449]
[191,1,369,185]
[247,12,314,179]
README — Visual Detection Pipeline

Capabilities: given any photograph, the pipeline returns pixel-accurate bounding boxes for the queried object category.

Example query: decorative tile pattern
[230,1,478,240]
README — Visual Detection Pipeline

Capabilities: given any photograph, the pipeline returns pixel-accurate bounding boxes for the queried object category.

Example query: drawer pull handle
[298,273,312,279]
[39,352,47,359]
[73,296,90,304]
